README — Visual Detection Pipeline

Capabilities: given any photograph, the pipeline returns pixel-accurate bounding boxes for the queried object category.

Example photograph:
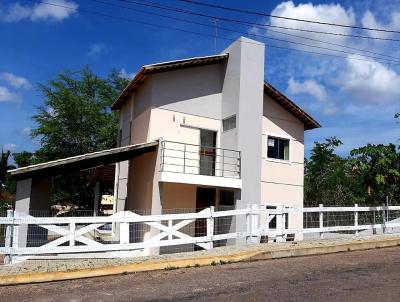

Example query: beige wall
[126,151,157,211]
[261,95,305,235]
[148,108,221,144]
[162,183,197,210]
[151,64,223,120]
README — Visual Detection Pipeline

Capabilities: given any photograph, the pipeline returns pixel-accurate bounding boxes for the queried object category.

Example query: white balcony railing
[160,141,241,179]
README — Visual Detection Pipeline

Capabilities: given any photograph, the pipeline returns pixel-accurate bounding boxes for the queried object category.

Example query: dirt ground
[1,246,400,302]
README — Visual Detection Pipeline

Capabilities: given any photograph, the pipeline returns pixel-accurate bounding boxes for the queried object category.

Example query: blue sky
[0,0,399,158]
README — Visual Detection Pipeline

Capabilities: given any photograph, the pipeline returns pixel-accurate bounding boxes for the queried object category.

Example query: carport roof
[8,141,159,180]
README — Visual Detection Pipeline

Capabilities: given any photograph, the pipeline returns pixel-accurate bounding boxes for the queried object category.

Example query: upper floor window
[267,136,290,161]
[222,115,236,132]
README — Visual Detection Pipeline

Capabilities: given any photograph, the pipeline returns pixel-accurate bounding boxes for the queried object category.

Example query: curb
[1,236,400,286]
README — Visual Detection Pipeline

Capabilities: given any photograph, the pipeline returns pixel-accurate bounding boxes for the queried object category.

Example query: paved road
[1,247,400,302]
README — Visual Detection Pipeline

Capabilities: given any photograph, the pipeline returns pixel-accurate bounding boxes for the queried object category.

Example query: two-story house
[10,37,319,247]
[111,36,320,238]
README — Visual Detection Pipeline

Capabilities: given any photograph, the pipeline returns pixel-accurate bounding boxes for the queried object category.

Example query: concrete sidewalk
[1,235,400,286]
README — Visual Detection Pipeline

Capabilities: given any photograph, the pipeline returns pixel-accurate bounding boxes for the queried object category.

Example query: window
[267,136,290,161]
[222,115,236,132]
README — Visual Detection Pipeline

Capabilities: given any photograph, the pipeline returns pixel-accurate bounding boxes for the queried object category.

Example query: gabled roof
[8,141,159,180]
[111,54,229,110]
[111,53,320,130]
[264,82,321,130]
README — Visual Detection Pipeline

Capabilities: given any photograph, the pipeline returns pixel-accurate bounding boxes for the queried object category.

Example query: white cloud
[0,72,31,89]
[338,55,400,104]
[22,127,32,136]
[0,0,78,22]
[255,1,355,46]
[287,77,327,101]
[361,10,400,38]
[0,86,21,102]
[3,143,18,151]
[87,43,106,57]
[119,69,135,79]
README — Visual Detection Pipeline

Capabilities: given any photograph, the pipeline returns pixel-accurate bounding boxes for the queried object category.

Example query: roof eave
[8,141,159,180]
[111,54,229,110]
[264,82,321,130]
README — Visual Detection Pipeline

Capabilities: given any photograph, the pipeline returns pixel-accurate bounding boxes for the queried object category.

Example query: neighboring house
[9,37,319,247]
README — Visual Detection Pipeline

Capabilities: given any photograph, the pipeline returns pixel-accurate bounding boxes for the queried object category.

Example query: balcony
[159,141,242,189]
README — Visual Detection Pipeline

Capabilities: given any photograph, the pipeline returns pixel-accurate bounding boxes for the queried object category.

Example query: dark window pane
[267,136,289,161]
[223,115,236,132]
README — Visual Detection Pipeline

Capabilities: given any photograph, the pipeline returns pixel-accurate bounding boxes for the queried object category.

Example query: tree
[304,137,361,206]
[12,151,35,168]
[0,149,10,193]
[31,67,129,207]
[0,149,16,209]
[350,144,400,205]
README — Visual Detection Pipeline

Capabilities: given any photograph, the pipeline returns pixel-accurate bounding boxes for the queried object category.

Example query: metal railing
[160,140,241,178]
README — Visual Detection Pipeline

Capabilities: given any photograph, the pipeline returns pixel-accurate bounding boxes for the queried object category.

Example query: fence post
[252,204,259,241]
[69,222,76,246]
[207,206,214,249]
[382,204,387,234]
[4,209,14,265]
[276,205,285,242]
[120,213,129,245]
[120,222,130,244]
[168,219,173,241]
[354,204,359,237]
[246,205,253,243]
[319,204,324,239]
[373,210,376,235]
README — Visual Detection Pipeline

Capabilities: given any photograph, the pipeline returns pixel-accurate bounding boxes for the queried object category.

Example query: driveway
[1,246,400,302]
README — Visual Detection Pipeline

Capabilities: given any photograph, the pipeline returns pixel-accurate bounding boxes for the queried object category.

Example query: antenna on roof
[211,18,219,54]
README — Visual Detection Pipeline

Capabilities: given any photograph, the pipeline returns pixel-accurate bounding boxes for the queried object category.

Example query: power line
[95,0,400,63]
[122,0,400,42]
[177,0,400,34]
[30,1,400,65]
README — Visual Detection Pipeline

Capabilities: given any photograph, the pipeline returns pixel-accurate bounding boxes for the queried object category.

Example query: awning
[8,141,159,180]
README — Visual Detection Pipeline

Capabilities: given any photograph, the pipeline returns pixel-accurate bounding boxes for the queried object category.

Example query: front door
[195,187,216,240]
[199,129,217,176]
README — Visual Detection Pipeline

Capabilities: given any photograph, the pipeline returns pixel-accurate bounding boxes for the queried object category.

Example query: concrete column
[221,37,265,243]
[14,177,51,248]
[115,161,129,213]
[14,178,32,248]
[147,146,163,256]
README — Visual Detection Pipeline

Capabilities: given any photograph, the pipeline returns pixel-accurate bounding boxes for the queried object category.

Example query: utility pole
[211,18,219,54]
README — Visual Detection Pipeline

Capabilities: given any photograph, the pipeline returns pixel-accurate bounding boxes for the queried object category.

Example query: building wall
[152,64,223,120]
[148,107,221,144]
[221,37,265,211]
[126,152,157,211]
[261,94,304,236]
[162,183,197,210]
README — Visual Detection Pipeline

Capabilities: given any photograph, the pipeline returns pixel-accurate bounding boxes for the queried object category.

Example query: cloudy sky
[0,0,399,156]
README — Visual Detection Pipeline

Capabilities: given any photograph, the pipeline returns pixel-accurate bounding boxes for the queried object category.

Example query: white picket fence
[1,204,400,264]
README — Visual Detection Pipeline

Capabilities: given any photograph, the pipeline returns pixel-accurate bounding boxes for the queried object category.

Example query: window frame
[222,115,236,132]
[266,134,292,164]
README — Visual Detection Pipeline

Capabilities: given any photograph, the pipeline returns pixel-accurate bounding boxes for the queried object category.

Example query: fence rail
[1,204,399,264]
